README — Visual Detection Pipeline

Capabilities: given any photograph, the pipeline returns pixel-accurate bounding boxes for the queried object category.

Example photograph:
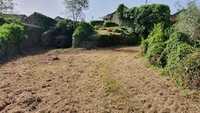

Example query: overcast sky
[13,0,196,21]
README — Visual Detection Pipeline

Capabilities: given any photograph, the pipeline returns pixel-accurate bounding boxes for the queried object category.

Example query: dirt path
[0,47,199,113]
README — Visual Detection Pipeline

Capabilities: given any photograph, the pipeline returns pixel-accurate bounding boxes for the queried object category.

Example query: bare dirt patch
[0,47,199,113]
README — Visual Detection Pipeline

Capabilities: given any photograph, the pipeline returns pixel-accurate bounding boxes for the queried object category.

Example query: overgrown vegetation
[72,22,96,48]
[175,2,200,47]
[0,23,25,57]
[141,1,200,89]
[119,4,171,37]
[103,21,119,27]
[90,20,104,27]
[56,19,75,35]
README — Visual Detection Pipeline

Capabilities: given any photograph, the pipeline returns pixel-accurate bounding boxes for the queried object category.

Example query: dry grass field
[0,47,199,113]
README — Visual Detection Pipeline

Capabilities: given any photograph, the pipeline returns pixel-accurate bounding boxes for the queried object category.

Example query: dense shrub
[95,27,138,47]
[165,43,194,78]
[160,32,189,66]
[180,51,200,89]
[146,23,167,46]
[0,17,6,25]
[104,22,119,27]
[0,16,23,26]
[72,22,96,48]
[141,23,167,66]
[96,33,124,47]
[124,33,139,45]
[146,43,166,66]
[120,4,170,37]
[56,19,75,35]
[90,20,104,27]
[0,23,25,56]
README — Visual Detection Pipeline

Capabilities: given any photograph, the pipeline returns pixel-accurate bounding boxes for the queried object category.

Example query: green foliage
[147,23,167,46]
[121,4,170,37]
[96,33,124,47]
[0,23,25,55]
[146,42,166,66]
[142,23,167,65]
[116,4,128,18]
[0,16,23,26]
[104,22,119,27]
[72,22,95,48]
[175,1,200,47]
[56,19,75,35]
[180,51,200,89]
[96,27,138,47]
[90,20,104,27]
[160,32,189,66]
[165,43,194,74]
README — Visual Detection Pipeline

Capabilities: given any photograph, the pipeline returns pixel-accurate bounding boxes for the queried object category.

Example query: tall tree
[0,0,14,13]
[64,0,89,22]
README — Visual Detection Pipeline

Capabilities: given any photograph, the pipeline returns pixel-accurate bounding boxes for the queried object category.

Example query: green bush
[160,32,189,67]
[141,23,167,60]
[0,16,23,26]
[96,33,124,47]
[147,23,168,46]
[165,43,194,75]
[0,23,25,55]
[121,4,170,37]
[72,22,96,48]
[180,51,200,89]
[146,43,166,66]
[124,33,139,45]
[56,19,75,35]
[104,22,119,27]
[90,20,104,27]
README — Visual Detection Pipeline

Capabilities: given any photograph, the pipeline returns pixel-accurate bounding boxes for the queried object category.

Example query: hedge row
[142,23,200,89]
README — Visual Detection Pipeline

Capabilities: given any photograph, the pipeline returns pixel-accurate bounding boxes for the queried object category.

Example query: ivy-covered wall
[105,4,171,37]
